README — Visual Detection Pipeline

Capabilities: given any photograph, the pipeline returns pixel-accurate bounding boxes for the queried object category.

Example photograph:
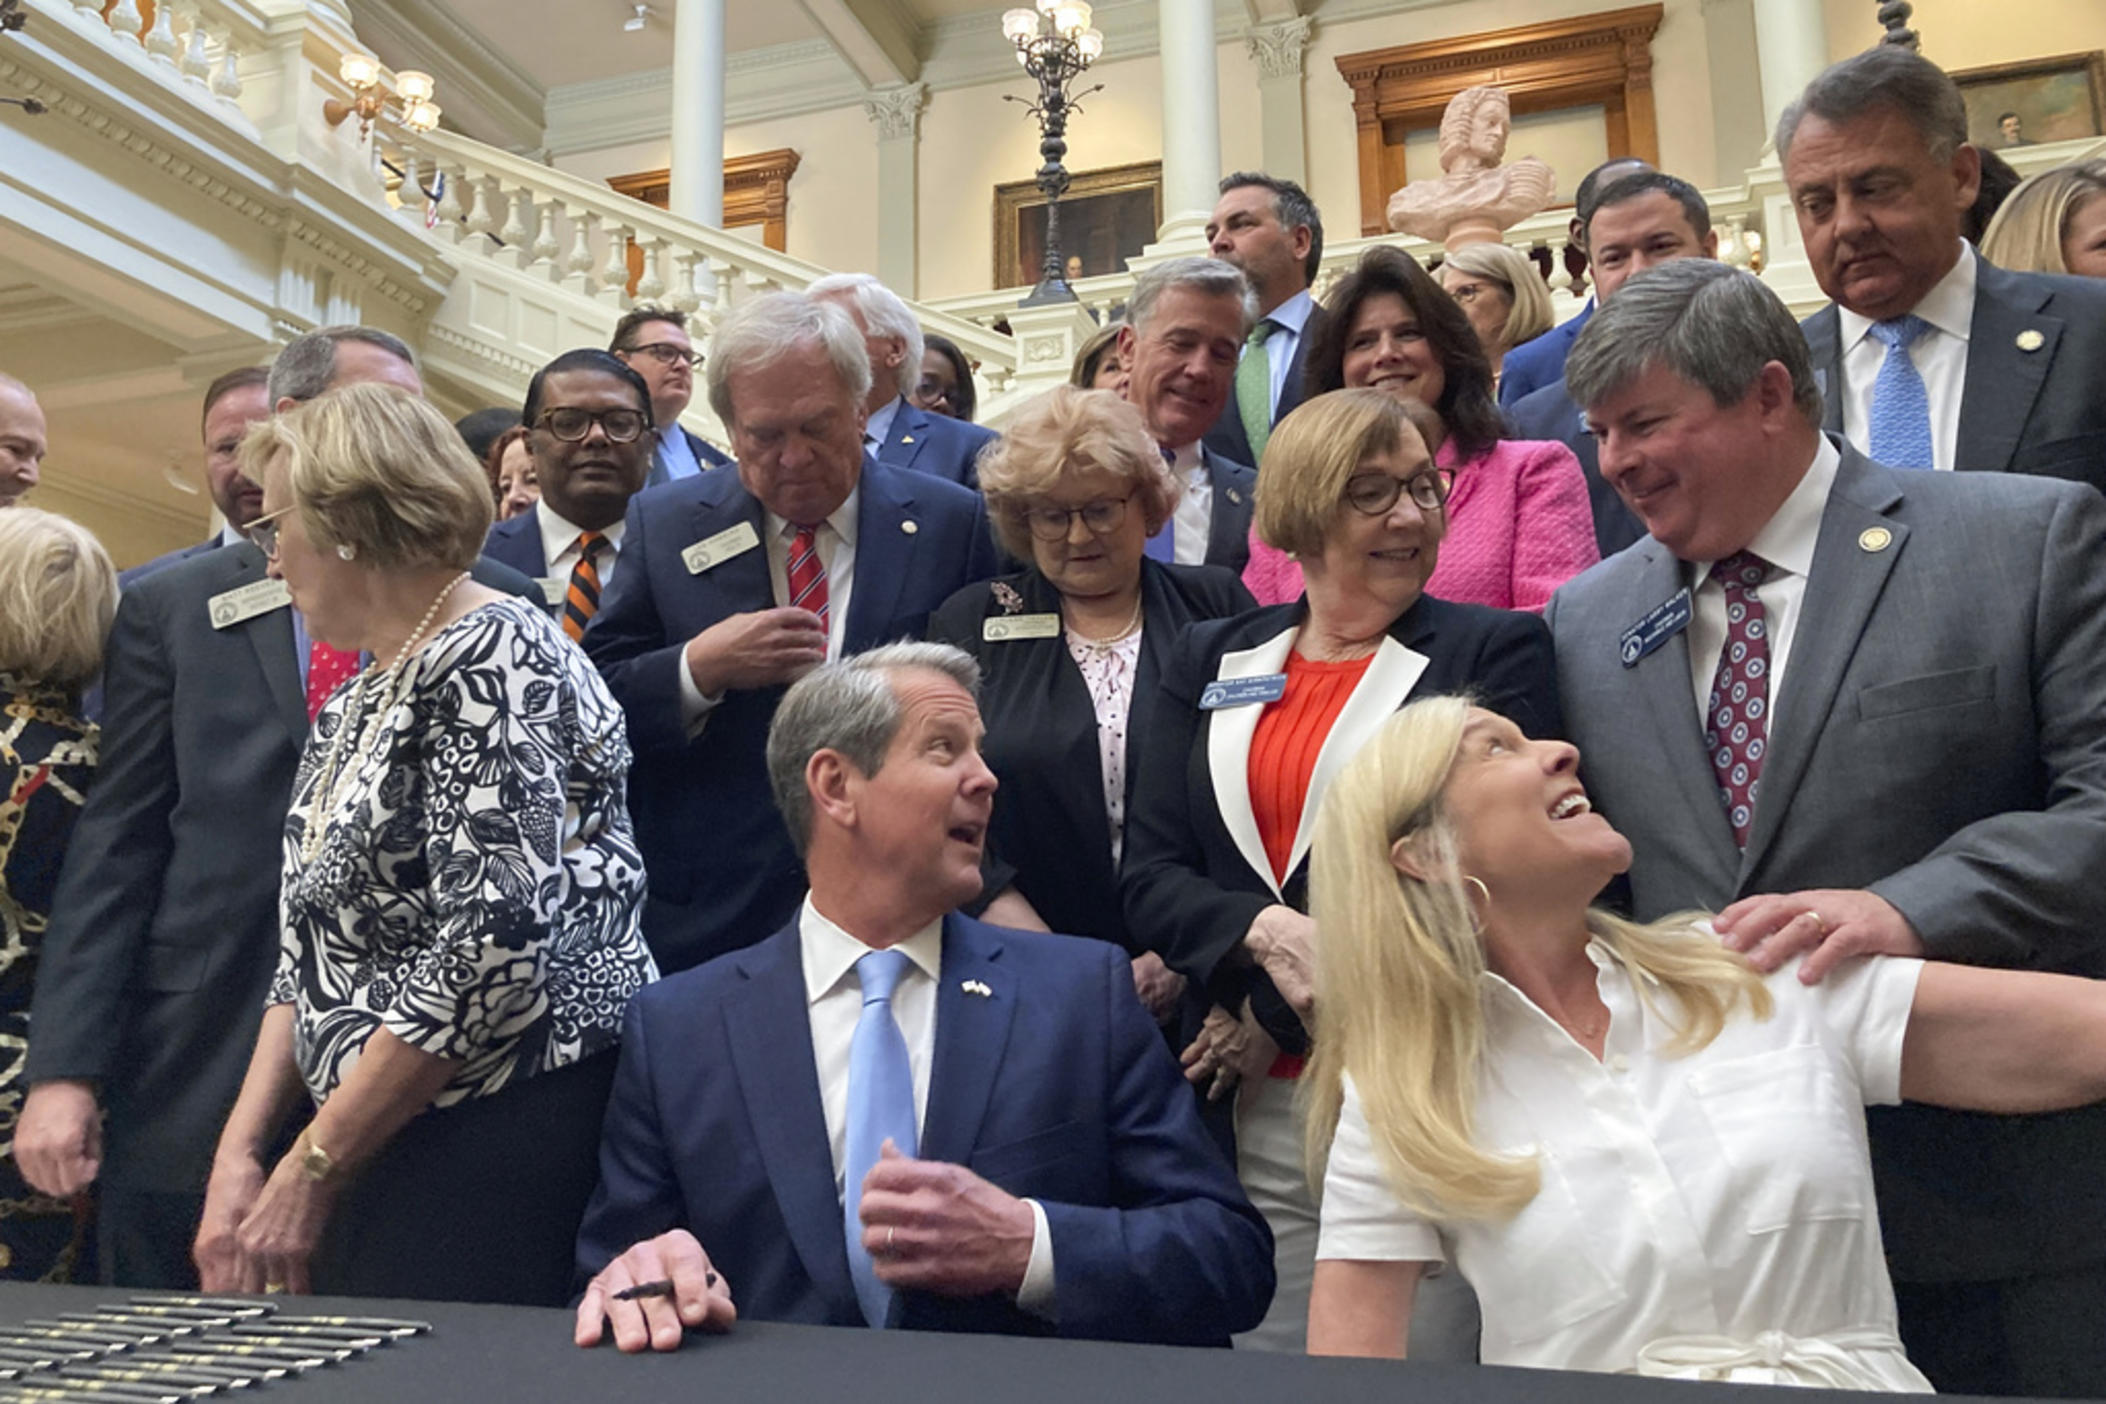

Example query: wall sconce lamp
[325,54,440,141]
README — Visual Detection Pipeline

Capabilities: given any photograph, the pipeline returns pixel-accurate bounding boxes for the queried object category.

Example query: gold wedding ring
[886,1227,896,1255]
[263,1282,285,1295]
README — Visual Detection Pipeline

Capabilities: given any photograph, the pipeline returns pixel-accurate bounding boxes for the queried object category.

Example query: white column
[864,84,927,296]
[1751,0,1828,147]
[1149,0,1221,253]
[1247,17,1313,186]
[669,0,726,227]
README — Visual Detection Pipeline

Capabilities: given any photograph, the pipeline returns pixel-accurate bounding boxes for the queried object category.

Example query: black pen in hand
[612,1273,715,1301]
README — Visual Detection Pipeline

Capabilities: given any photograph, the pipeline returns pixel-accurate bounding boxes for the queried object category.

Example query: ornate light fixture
[1001,1,1104,306]
[325,54,441,141]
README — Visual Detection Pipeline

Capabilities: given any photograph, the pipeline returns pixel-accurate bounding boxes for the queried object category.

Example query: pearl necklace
[297,572,471,867]
[1064,594,1143,651]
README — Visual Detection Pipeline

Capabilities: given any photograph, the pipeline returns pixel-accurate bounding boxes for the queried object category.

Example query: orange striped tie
[563,531,606,643]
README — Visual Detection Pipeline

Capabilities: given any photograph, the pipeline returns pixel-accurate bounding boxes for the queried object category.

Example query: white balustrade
[55,0,258,114]
[143,0,178,63]
[107,0,144,44]
[598,227,632,302]
[634,237,667,303]
[177,6,212,85]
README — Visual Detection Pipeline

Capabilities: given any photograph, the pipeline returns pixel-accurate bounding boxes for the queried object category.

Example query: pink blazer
[1241,437,1600,613]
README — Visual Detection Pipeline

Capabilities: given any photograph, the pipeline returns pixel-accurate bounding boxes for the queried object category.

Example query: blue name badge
[1201,674,1289,710]
[1620,588,1692,668]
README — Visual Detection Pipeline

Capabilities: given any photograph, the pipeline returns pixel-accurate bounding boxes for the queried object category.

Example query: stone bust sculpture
[1386,86,1558,251]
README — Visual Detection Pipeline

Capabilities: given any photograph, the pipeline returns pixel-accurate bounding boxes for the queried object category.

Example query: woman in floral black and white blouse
[195,383,655,1307]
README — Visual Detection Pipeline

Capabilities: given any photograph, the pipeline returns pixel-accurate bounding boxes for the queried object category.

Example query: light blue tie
[844,948,917,1328]
[1866,316,1934,470]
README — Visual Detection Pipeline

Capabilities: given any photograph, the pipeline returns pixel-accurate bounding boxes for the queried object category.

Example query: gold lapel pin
[960,979,991,998]
[902,434,917,444]
[1228,488,1244,505]
[2016,329,2045,353]
[1859,527,1893,553]
[901,520,919,535]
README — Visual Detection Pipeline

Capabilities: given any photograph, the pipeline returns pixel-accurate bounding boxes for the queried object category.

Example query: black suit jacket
[1121,597,1561,1052]
[1802,256,2106,491]
[1202,304,1328,467]
[583,458,1002,975]
[1506,378,1646,558]
[119,537,222,590]
[927,561,1254,954]
[25,545,539,1194]
[1197,448,1257,574]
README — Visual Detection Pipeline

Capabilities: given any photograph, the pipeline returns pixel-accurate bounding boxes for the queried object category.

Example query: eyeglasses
[243,503,296,559]
[1017,492,1137,542]
[1343,469,1453,517]
[619,342,701,369]
[537,407,649,444]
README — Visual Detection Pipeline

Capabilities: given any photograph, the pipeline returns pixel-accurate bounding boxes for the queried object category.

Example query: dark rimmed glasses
[537,407,649,444]
[1344,468,1453,517]
[619,342,701,369]
[1017,492,1139,542]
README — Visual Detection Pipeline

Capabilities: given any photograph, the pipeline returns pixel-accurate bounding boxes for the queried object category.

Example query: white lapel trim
[1284,635,1430,882]
[1205,626,1300,898]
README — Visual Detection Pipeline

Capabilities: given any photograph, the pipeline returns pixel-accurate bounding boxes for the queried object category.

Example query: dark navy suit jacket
[481,512,547,579]
[574,913,1274,1344]
[119,537,222,590]
[583,459,1002,974]
[1497,300,1592,409]
[876,399,997,489]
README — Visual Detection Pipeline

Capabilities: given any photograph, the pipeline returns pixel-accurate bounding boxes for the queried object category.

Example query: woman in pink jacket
[1244,246,1598,613]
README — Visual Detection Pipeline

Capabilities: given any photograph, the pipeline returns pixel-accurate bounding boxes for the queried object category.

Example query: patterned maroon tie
[1704,551,1772,849]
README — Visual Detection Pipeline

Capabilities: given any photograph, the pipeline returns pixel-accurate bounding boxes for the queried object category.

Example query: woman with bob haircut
[1070,322,1129,395]
[195,382,655,1306]
[1242,246,1596,613]
[1122,386,1558,1353]
[0,507,116,1281]
[1435,242,1553,392]
[1981,159,2106,279]
[1305,695,2106,1387]
[929,385,1252,1025]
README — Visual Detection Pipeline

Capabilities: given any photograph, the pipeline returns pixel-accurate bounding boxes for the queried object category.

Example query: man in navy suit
[1496,157,1652,409]
[1201,173,1326,469]
[585,292,1002,976]
[808,273,997,489]
[573,642,1273,1349]
[481,350,654,632]
[1785,47,2106,493]
[120,367,273,587]
[610,306,732,487]
[1119,258,1259,574]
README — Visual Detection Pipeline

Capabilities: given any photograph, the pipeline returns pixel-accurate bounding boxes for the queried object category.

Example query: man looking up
[610,306,730,487]
[1203,172,1326,467]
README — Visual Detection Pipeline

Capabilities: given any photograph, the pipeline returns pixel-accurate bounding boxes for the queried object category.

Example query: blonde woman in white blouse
[1302,695,2106,1388]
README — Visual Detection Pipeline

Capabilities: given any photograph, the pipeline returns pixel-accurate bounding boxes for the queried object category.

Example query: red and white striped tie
[787,523,829,631]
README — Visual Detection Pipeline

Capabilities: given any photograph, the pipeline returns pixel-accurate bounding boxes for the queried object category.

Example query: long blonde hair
[1980,160,2106,275]
[1301,696,1772,1220]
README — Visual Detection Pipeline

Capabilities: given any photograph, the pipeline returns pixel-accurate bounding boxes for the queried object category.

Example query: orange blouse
[1247,651,1375,885]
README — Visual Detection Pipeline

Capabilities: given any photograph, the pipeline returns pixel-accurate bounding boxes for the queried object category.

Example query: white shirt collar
[534,498,625,568]
[864,395,906,452]
[1265,288,1315,337]
[766,484,861,544]
[798,895,944,1006]
[1838,240,1976,353]
[1692,433,1840,587]
[218,522,244,549]
[1162,440,1203,473]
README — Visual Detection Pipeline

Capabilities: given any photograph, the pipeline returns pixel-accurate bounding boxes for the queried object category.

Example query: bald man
[0,374,47,507]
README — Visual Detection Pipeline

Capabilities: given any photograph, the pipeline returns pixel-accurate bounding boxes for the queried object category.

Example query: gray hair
[1127,257,1257,338]
[805,272,924,403]
[765,642,982,858]
[705,292,873,430]
[1776,46,1968,166]
[1565,260,1823,429]
[268,326,418,405]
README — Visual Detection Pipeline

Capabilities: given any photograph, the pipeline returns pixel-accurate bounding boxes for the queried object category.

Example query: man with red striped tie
[481,349,655,640]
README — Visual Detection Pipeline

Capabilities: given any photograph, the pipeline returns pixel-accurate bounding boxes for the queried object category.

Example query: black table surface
[0,1281,2019,1402]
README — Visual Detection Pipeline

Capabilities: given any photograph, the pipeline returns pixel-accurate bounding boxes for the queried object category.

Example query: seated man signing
[574,642,1275,1349]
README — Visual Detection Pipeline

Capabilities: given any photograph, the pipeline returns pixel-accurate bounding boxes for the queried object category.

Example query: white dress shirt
[1316,940,1929,1387]
[1838,240,1975,472]
[535,500,626,592]
[1684,435,1839,733]
[1165,441,1214,566]
[675,488,860,730]
[1253,289,1315,416]
[797,898,1056,1313]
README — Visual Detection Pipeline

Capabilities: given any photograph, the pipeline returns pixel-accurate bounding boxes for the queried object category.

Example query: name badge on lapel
[1620,588,1691,667]
[1201,674,1288,710]
[682,521,762,575]
[537,577,567,608]
[982,614,1060,643]
[207,578,291,630]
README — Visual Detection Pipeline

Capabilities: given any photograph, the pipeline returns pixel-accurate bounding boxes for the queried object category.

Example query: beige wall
[1823,0,2106,73]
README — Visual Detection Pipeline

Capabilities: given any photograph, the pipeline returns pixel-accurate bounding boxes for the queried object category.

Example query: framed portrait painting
[994,161,1162,289]
[1952,52,2105,152]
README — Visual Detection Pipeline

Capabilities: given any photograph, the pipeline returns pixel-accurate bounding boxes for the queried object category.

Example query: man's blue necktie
[1145,445,1177,562]
[844,948,916,1328]
[1866,316,1934,470]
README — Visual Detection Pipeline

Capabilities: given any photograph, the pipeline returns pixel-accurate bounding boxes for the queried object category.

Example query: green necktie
[1236,318,1279,464]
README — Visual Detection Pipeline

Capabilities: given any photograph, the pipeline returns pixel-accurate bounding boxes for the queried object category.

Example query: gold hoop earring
[1461,875,1491,933]
[1462,875,1491,907]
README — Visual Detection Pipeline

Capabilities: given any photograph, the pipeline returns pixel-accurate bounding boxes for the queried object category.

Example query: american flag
[424,171,445,230]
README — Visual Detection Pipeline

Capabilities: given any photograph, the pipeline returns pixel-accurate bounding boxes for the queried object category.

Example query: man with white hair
[807,273,996,488]
[586,292,1001,976]
[0,373,47,507]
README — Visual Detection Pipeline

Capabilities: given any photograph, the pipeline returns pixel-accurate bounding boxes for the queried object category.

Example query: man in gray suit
[1119,257,1258,574]
[16,327,537,1287]
[1545,259,2106,1398]
[1784,46,2106,492]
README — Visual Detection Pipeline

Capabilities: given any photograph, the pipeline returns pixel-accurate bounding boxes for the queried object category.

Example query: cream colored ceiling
[430,0,828,91]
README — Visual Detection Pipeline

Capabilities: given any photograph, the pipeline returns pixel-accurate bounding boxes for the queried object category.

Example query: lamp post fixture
[1002,2,1104,306]
[325,53,441,142]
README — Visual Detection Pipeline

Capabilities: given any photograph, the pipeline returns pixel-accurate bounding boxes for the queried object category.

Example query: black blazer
[1506,378,1646,558]
[1121,596,1561,1052]
[1801,256,2106,492]
[26,545,539,1195]
[1202,303,1329,468]
[927,561,1254,953]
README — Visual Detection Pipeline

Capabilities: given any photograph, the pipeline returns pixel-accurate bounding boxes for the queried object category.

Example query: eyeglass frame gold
[243,503,298,559]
